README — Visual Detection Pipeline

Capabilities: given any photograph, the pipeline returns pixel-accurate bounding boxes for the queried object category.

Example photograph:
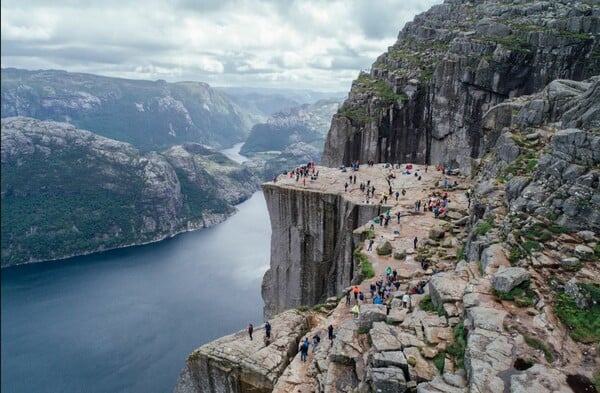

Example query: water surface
[1,191,271,393]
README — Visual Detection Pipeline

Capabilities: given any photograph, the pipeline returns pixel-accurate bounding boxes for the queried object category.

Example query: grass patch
[446,320,466,369]
[523,334,554,362]
[494,282,536,308]
[420,295,437,312]
[433,352,445,373]
[354,248,375,279]
[362,229,375,239]
[476,216,495,236]
[456,246,465,261]
[357,327,371,335]
[522,240,542,254]
[296,306,308,312]
[376,241,393,256]
[509,247,525,265]
[554,286,600,343]
[312,303,335,312]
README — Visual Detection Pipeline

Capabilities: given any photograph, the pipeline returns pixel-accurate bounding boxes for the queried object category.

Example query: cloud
[1,0,442,91]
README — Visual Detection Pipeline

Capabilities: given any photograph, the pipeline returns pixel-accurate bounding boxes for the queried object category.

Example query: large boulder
[491,267,531,293]
[358,304,387,329]
[372,351,408,372]
[510,364,571,393]
[429,273,468,308]
[371,367,407,393]
[370,322,404,352]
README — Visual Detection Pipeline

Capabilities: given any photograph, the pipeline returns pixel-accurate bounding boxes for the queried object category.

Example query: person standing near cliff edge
[248,323,253,340]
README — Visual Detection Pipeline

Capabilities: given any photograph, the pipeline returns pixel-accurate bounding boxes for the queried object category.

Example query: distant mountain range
[1,117,260,267]
[240,99,341,179]
[1,68,256,152]
[0,68,344,265]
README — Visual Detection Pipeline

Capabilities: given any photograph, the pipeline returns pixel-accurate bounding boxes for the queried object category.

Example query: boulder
[424,326,453,344]
[574,244,594,259]
[358,304,387,329]
[329,320,361,365]
[387,308,409,324]
[429,228,445,239]
[560,257,580,270]
[466,306,507,333]
[577,230,597,242]
[370,322,404,352]
[371,367,407,393]
[491,267,530,293]
[510,364,571,393]
[417,376,467,393]
[429,273,468,308]
[372,351,408,372]
[404,346,439,382]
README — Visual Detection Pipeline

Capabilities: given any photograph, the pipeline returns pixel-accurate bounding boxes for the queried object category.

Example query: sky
[1,0,441,92]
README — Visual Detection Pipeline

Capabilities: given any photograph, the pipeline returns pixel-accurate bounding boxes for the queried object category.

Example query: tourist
[402,293,410,309]
[353,285,360,302]
[414,237,418,249]
[367,239,374,252]
[328,324,334,340]
[265,321,271,339]
[345,289,351,305]
[300,338,310,361]
[248,323,254,340]
[312,333,320,352]
[396,211,401,224]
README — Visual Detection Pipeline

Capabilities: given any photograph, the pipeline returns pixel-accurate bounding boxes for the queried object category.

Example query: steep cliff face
[0,68,255,151]
[1,117,259,266]
[261,184,380,318]
[322,0,599,174]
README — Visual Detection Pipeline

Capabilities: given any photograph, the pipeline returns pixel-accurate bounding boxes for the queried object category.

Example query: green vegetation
[554,285,600,343]
[420,295,437,312]
[494,282,536,308]
[593,369,600,391]
[376,241,393,256]
[446,320,466,369]
[393,251,407,260]
[432,352,446,373]
[354,248,375,279]
[355,73,408,104]
[476,216,495,236]
[312,303,335,312]
[362,229,375,239]
[509,247,525,265]
[480,34,533,53]
[296,306,309,312]
[522,240,542,254]
[456,246,465,261]
[523,334,554,362]
[357,327,371,335]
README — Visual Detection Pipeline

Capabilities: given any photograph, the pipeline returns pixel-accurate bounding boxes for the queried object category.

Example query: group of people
[299,324,335,361]
[247,321,271,342]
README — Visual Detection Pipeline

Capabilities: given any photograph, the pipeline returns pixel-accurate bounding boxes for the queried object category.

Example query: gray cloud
[1,0,442,91]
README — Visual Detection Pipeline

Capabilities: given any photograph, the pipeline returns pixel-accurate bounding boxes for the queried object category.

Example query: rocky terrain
[173,0,600,388]
[241,99,341,179]
[175,77,599,389]
[322,0,599,175]
[1,117,260,267]
[1,68,255,151]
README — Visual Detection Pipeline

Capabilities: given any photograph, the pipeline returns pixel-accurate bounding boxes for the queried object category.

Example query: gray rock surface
[173,309,309,393]
[491,267,531,293]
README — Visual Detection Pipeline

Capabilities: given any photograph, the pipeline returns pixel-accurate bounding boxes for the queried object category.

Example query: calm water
[221,142,249,163]
[1,191,271,393]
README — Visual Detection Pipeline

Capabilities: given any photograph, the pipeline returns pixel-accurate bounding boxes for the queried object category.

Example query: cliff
[322,0,599,174]
[0,68,255,151]
[261,181,381,318]
[1,117,260,266]
[175,76,599,392]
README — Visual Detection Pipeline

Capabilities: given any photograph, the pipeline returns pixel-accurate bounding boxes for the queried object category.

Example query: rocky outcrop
[261,184,380,317]
[173,310,310,393]
[1,68,255,151]
[322,0,599,174]
[1,117,260,266]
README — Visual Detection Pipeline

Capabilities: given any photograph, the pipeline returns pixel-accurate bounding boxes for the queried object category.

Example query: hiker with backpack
[300,338,310,361]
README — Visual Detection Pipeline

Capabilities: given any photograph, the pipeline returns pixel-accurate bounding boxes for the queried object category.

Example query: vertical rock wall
[261,184,380,318]
[321,0,599,175]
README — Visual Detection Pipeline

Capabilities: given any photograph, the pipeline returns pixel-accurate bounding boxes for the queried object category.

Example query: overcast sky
[1,0,441,92]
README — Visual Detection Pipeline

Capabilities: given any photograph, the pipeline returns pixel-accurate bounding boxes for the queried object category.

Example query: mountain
[1,68,255,152]
[217,86,346,118]
[321,0,599,174]
[0,117,260,267]
[240,99,341,178]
